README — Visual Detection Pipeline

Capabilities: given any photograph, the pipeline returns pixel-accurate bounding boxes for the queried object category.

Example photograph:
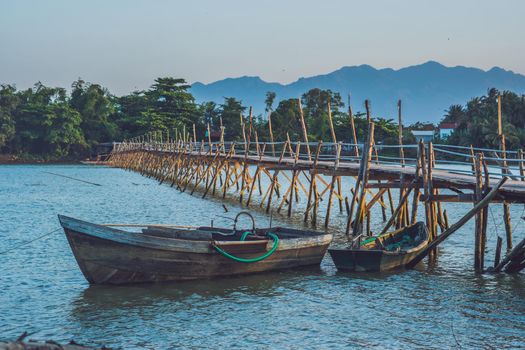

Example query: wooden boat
[328,222,429,272]
[58,213,332,285]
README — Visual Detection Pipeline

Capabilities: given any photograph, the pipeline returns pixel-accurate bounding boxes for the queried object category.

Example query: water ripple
[0,165,523,349]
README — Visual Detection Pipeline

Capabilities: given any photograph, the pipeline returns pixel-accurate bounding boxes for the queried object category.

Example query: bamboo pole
[503,201,513,251]
[220,126,225,154]
[493,234,525,272]
[193,124,197,150]
[326,101,343,216]
[428,143,439,259]
[305,142,322,222]
[419,141,434,260]
[397,100,405,166]
[407,177,508,268]
[268,111,276,157]
[266,142,288,213]
[327,100,337,145]
[365,100,371,123]
[254,130,260,157]
[325,143,341,227]
[350,122,375,240]
[207,123,212,150]
[469,145,475,173]
[494,236,503,268]
[287,142,301,217]
[495,95,513,251]
[297,98,311,161]
[240,113,247,151]
[498,95,509,173]
[380,184,414,235]
[349,104,359,158]
[245,106,253,150]
[246,166,260,207]
[498,94,503,136]
[474,153,484,271]
[519,149,524,181]
[286,133,294,158]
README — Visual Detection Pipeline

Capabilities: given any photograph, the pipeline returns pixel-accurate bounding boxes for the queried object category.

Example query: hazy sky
[1,0,524,94]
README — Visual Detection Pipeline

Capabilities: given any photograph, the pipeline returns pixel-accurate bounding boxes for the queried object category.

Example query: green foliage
[301,88,344,141]
[265,91,276,113]
[0,77,206,159]
[268,98,301,140]
[11,83,86,157]
[112,91,149,139]
[138,77,201,135]
[70,79,117,145]
[0,85,18,148]
[219,97,246,140]
[443,88,525,149]
[257,89,401,145]
[2,78,523,161]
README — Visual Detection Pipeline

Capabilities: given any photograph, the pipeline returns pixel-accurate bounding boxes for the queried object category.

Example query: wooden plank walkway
[140,149,525,203]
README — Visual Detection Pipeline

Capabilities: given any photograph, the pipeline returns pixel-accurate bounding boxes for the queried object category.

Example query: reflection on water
[0,165,524,349]
[72,267,326,312]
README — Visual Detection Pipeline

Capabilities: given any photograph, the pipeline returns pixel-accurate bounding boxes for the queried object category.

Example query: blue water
[0,165,524,349]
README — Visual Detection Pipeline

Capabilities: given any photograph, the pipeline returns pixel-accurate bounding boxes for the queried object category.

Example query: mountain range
[190,61,525,124]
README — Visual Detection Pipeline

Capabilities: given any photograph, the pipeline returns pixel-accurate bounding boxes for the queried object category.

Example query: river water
[0,164,524,349]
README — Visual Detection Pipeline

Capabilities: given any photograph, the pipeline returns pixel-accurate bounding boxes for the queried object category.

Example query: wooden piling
[494,236,503,268]
[408,177,508,268]
[503,201,513,251]
[305,142,322,222]
[474,153,485,271]
[348,104,359,158]
[297,98,311,161]
[268,111,276,157]
[519,149,524,181]
[397,100,405,166]
[349,122,375,240]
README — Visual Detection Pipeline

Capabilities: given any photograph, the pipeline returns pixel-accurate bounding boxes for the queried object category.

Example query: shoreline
[0,154,90,165]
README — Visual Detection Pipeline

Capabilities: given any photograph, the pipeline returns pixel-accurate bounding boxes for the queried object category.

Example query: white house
[411,130,435,143]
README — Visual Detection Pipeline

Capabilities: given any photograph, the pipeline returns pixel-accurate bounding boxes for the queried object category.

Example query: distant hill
[190,61,525,124]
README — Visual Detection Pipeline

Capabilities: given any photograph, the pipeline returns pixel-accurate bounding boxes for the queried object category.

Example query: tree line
[441,88,525,149]
[0,78,523,160]
[0,77,402,160]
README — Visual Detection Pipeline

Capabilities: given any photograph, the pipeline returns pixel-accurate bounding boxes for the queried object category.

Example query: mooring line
[42,171,102,186]
[0,228,61,255]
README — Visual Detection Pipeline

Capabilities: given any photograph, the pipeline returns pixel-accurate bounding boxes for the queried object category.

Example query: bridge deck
[147,149,525,203]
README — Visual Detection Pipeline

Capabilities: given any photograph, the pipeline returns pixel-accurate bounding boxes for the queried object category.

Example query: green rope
[240,231,251,241]
[213,232,279,263]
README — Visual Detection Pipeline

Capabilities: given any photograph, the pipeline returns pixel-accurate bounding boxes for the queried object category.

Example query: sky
[1,0,524,95]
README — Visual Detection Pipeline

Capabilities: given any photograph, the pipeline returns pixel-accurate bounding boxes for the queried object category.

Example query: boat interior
[362,222,427,252]
[141,226,324,242]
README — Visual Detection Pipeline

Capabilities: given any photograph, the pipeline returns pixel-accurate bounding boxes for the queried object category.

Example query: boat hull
[328,248,424,272]
[328,222,429,272]
[61,216,332,285]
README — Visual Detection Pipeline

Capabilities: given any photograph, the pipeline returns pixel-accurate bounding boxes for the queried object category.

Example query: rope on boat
[212,231,279,263]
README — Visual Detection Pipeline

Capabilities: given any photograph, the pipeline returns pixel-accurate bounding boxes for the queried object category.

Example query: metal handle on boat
[233,211,256,234]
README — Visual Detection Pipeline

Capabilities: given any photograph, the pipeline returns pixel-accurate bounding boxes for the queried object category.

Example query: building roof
[411,130,434,136]
[439,122,458,129]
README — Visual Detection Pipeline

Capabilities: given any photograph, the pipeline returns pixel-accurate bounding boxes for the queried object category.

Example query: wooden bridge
[107,99,525,273]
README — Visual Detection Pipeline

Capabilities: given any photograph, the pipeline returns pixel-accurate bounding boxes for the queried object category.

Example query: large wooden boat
[328,222,429,272]
[58,213,332,285]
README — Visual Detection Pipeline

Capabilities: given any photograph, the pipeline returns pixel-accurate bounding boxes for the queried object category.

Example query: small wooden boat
[328,222,429,272]
[58,213,332,285]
